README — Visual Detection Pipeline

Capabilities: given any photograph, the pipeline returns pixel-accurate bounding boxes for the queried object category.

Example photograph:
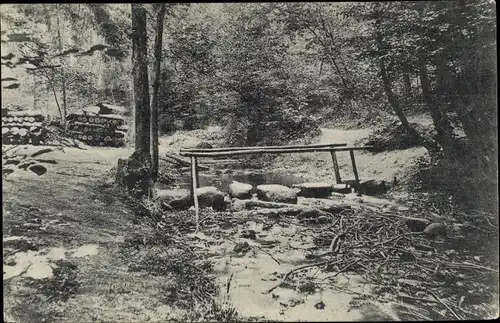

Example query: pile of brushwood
[261,198,498,320]
[131,189,498,321]
[307,206,498,321]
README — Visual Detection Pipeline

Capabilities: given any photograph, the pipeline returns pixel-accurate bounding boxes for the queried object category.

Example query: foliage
[1,4,130,123]
[157,3,322,146]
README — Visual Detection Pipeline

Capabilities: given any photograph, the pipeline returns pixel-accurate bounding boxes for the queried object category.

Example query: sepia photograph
[2,2,498,322]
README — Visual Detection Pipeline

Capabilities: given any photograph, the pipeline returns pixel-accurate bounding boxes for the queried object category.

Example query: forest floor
[3,116,498,322]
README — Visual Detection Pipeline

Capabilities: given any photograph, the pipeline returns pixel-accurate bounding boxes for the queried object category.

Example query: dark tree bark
[402,63,412,96]
[55,4,67,130]
[418,55,455,155]
[440,57,496,170]
[151,3,167,182]
[132,3,151,154]
[374,5,436,153]
[379,58,437,153]
[115,3,153,199]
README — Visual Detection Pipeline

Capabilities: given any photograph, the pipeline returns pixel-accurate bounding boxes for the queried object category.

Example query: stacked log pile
[1,110,46,145]
[67,113,127,147]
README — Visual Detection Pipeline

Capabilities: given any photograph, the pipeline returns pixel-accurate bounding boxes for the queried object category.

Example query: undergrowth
[121,211,249,322]
[363,121,435,151]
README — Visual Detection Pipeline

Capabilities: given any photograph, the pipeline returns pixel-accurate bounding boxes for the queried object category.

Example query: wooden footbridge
[179,143,374,231]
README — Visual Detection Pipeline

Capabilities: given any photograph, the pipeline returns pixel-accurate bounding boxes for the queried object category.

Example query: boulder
[228,181,253,199]
[156,188,191,210]
[360,179,388,195]
[240,229,257,240]
[156,186,225,211]
[256,184,298,204]
[332,184,352,194]
[196,186,225,211]
[292,182,334,198]
[406,217,430,232]
[231,198,247,212]
[423,223,447,237]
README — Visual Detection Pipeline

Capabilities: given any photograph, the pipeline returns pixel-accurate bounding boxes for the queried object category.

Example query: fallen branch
[232,199,351,215]
[262,259,338,294]
[56,171,90,177]
[253,246,281,265]
[428,290,462,320]
[371,232,424,247]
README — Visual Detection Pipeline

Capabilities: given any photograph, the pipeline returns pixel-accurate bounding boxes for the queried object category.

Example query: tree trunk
[150,4,167,182]
[33,73,37,110]
[441,60,495,169]
[403,64,412,96]
[132,3,151,154]
[418,55,454,156]
[56,5,67,130]
[115,3,153,199]
[373,6,435,153]
[379,58,437,153]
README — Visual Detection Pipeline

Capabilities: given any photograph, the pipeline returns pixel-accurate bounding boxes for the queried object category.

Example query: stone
[156,188,191,210]
[233,241,251,254]
[292,182,334,198]
[256,184,297,204]
[332,184,352,194]
[360,179,388,196]
[423,223,447,237]
[330,192,345,199]
[228,181,253,199]
[240,229,257,240]
[406,217,430,232]
[156,187,225,211]
[196,186,225,211]
[231,198,247,212]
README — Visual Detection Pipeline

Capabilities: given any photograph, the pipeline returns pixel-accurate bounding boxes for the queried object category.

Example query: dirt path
[3,146,189,322]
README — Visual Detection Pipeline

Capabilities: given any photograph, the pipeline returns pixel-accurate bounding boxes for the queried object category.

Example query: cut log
[230,198,351,214]
[233,203,350,219]
[161,153,210,170]
[7,110,43,117]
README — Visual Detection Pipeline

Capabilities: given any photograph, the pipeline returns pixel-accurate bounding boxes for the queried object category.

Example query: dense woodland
[1,2,497,206]
[1,3,498,321]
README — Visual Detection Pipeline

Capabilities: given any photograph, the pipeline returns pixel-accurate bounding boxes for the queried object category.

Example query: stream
[168,170,307,192]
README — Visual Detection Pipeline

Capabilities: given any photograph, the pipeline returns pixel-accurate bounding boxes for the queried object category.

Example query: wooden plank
[330,150,342,184]
[349,149,361,195]
[180,142,348,152]
[191,156,200,232]
[180,146,374,157]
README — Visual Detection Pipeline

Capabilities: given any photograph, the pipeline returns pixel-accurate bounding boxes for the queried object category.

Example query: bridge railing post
[330,150,342,184]
[349,149,362,196]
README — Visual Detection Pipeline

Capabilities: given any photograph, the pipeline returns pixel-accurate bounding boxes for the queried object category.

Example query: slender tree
[150,3,167,182]
[131,3,151,155]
